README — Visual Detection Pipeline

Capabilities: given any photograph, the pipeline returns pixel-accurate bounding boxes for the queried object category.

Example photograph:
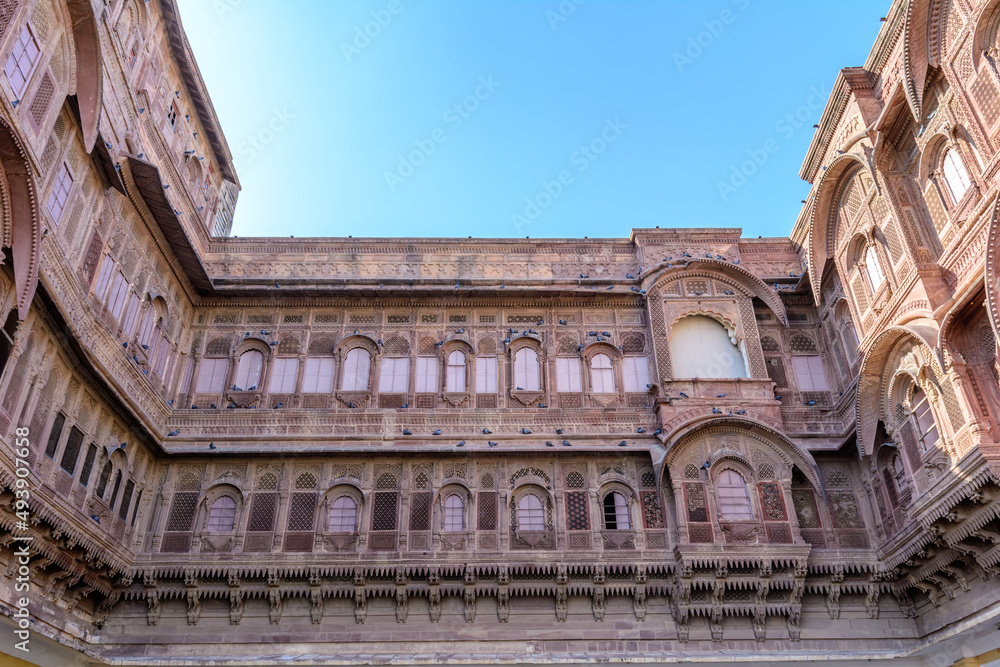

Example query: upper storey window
[670,316,747,379]
[475,356,498,393]
[4,24,40,96]
[716,470,753,520]
[590,354,615,393]
[622,356,651,392]
[47,163,74,225]
[415,356,438,392]
[513,348,540,391]
[911,386,940,451]
[555,357,582,392]
[167,101,178,128]
[340,348,371,392]
[862,245,885,291]
[445,350,466,392]
[233,350,263,391]
[303,356,334,393]
[206,497,237,531]
[602,492,630,530]
[942,148,971,203]
[517,494,545,530]
[379,356,409,393]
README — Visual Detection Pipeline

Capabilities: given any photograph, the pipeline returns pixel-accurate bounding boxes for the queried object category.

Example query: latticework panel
[828,491,864,529]
[166,493,197,531]
[642,491,664,528]
[371,491,398,531]
[565,491,590,530]
[566,471,585,488]
[765,523,791,543]
[790,335,816,352]
[246,493,278,532]
[287,492,317,531]
[792,489,821,529]
[477,491,497,530]
[688,524,713,543]
[647,292,671,382]
[684,482,708,522]
[409,491,432,531]
[765,356,787,387]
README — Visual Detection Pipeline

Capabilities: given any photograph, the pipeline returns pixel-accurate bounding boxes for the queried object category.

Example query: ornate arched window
[233,350,263,391]
[328,496,358,532]
[670,315,747,379]
[443,494,464,531]
[513,348,540,391]
[206,496,237,531]
[589,353,615,393]
[716,469,753,520]
[445,350,466,392]
[602,491,630,530]
[942,147,971,203]
[517,494,545,530]
[862,245,886,291]
[340,347,371,391]
[911,386,940,451]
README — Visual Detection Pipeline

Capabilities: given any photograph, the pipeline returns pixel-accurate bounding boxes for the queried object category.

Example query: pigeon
[210,403,217,409]
[701,461,710,470]
[580,273,589,279]
[209,442,216,449]
[538,404,547,408]
[143,369,149,375]
[646,384,652,388]
[456,441,466,447]
[167,400,174,405]
[733,259,740,265]
[712,407,722,414]
[275,402,283,409]
[260,330,270,336]
[435,341,444,347]
[577,345,584,352]
[455,328,465,334]
[400,403,408,408]
[132,354,140,363]
[119,442,127,449]
[626,273,635,280]
[163,184,170,190]
[681,252,691,257]
[716,393,726,398]
[728,410,733,417]
[537,320,544,326]
[618,346,624,352]
[775,395,783,400]
[483,428,493,434]
[433,429,442,435]
[509,329,520,334]
[631,287,642,293]
[716,255,725,260]
[488,441,498,447]
[562,440,572,446]
[454,281,460,289]
[528,329,536,334]
[500,283,505,289]
[348,402,356,408]
[723,290,734,295]
[168,430,179,436]
[606,285,614,290]
[637,428,645,433]
[91,514,100,523]
[705,253,713,258]
[191,405,198,409]
[693,291,704,296]
[618,441,627,447]
[275,282,281,288]
[402,429,412,435]
[559,319,568,325]
[545,441,554,447]
[555,429,564,434]
[269,341,278,346]
[653,428,662,435]
[678,392,689,398]
[516,387,524,391]
[735,409,747,415]
[806,400,816,406]
[602,332,611,337]
[521,428,532,434]
[503,338,511,345]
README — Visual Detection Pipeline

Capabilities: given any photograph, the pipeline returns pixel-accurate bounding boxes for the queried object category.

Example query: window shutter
[59,426,84,474]
[416,356,438,392]
[475,356,497,393]
[342,349,370,391]
[792,355,828,391]
[118,480,135,521]
[269,358,298,393]
[514,348,540,391]
[566,491,590,530]
[93,256,115,300]
[556,357,582,392]
[79,444,97,487]
[44,413,65,458]
[195,358,228,393]
[477,491,498,530]
[108,273,129,319]
[179,356,195,394]
[371,491,398,531]
[121,293,141,336]
[623,356,650,392]
[409,491,432,531]
[161,491,198,552]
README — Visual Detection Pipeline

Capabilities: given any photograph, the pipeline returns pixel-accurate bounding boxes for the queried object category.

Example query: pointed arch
[805,153,874,305]
[0,117,41,320]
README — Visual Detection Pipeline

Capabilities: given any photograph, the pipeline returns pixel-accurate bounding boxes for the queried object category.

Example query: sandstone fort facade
[0,0,1000,665]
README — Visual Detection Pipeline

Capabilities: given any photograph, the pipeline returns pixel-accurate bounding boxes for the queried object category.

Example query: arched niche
[0,117,41,320]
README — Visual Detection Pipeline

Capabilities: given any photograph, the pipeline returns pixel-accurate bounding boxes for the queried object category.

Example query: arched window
[602,492,630,530]
[341,348,371,391]
[590,353,615,393]
[863,245,885,291]
[445,350,466,392]
[233,350,263,391]
[443,495,464,531]
[327,496,358,532]
[517,494,545,530]
[670,316,747,379]
[95,459,113,498]
[716,470,753,520]
[942,147,971,203]
[513,348,540,391]
[911,386,940,450]
[890,453,908,495]
[206,496,237,531]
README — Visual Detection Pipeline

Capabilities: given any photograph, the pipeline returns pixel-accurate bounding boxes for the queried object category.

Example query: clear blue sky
[174,0,887,240]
